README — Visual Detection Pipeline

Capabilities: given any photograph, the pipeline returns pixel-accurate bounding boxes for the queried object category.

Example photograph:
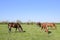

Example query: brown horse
[37,22,56,33]
[8,22,25,32]
[37,22,56,29]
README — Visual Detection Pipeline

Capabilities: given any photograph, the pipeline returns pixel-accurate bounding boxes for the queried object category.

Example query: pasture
[0,23,60,40]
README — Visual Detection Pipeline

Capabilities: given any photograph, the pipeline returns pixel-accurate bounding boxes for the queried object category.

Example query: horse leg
[45,25,48,32]
[20,26,26,32]
[45,29,48,32]
[54,24,56,29]
[20,26,23,31]
[18,26,25,32]
[55,26,56,29]
[41,26,43,30]
[17,26,22,32]
[8,26,11,32]
[15,28,17,32]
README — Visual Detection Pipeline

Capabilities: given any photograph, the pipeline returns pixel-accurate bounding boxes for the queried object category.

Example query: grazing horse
[37,22,56,30]
[8,23,25,32]
[37,22,56,33]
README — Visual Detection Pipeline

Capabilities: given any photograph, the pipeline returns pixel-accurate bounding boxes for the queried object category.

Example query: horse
[37,22,56,33]
[37,22,56,30]
[8,22,25,32]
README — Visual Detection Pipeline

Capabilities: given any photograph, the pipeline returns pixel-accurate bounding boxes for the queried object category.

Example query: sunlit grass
[0,24,60,40]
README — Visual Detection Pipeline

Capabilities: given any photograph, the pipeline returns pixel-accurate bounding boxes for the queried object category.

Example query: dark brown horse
[8,22,25,32]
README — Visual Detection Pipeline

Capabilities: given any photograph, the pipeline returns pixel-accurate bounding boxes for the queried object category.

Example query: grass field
[0,24,60,40]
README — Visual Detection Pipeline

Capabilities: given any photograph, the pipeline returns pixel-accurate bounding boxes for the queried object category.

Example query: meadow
[0,23,60,40]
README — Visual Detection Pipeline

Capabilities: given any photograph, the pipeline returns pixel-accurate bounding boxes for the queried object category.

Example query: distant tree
[16,20,22,23]
[0,20,9,24]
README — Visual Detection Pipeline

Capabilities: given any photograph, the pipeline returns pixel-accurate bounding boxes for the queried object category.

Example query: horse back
[8,23,17,28]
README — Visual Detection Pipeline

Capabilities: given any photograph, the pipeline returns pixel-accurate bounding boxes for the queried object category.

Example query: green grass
[0,24,60,40]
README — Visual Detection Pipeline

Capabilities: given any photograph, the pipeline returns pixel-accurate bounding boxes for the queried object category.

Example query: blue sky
[0,0,60,22]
